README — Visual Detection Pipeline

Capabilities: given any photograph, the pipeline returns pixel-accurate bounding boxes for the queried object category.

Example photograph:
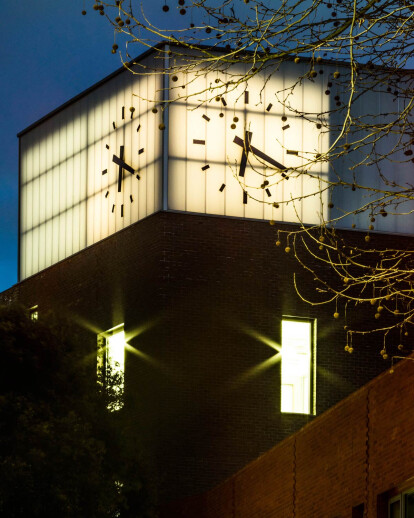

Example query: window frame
[97,323,126,411]
[280,316,316,415]
[29,305,38,321]
[389,490,414,518]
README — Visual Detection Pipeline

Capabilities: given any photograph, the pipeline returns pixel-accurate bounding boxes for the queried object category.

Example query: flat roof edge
[17,40,414,138]
[17,42,169,138]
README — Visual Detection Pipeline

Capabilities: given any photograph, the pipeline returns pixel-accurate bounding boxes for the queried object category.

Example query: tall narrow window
[389,491,414,518]
[405,492,414,517]
[29,305,38,321]
[389,497,401,518]
[97,324,125,411]
[281,318,314,414]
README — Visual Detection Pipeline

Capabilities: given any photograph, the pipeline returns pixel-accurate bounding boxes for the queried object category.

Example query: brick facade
[161,351,414,518]
[0,210,408,501]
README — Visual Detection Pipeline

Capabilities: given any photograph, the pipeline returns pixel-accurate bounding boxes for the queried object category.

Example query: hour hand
[233,135,288,178]
[234,131,252,178]
[112,154,135,175]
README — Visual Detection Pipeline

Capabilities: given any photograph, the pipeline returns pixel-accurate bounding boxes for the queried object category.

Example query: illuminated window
[389,491,414,518]
[97,324,125,411]
[29,305,38,321]
[281,318,315,414]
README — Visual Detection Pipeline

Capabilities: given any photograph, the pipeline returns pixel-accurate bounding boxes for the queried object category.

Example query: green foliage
[0,305,154,518]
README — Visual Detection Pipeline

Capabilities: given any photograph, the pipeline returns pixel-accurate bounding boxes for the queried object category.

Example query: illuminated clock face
[168,65,328,224]
[191,91,324,200]
[101,106,145,217]
[19,53,164,281]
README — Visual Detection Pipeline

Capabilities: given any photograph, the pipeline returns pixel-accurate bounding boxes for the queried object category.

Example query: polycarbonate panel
[168,59,329,224]
[20,54,163,280]
[330,74,414,233]
[20,49,413,281]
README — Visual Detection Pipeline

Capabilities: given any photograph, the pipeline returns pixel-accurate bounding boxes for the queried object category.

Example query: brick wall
[0,210,409,501]
[162,355,414,518]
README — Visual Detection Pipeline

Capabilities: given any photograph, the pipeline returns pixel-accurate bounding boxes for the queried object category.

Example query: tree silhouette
[0,305,154,518]
[84,0,413,356]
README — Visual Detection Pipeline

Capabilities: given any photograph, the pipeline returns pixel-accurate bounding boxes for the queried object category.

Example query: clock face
[19,54,163,280]
[86,71,163,242]
[100,106,145,218]
[167,62,329,224]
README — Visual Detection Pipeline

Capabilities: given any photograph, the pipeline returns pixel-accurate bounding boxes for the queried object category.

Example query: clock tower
[4,43,411,503]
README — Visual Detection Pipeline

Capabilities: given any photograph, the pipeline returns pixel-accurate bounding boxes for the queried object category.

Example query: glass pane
[390,499,401,518]
[281,320,311,414]
[107,328,125,411]
[405,493,414,518]
[97,324,125,412]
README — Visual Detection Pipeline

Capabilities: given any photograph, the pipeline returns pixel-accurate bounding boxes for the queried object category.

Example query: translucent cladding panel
[122,77,133,228]
[222,65,250,218]
[145,67,162,217]
[330,73,414,234]
[301,64,329,224]
[20,56,162,280]
[168,59,327,224]
[58,116,68,262]
[276,61,327,224]
[281,319,312,414]
[371,92,414,234]
[86,59,163,247]
[167,70,187,211]
[185,71,209,214]
[19,101,89,279]
[236,69,266,220]
[205,100,226,215]
[330,77,383,230]
[137,73,151,220]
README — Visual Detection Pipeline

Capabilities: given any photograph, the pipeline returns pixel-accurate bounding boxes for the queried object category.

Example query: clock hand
[113,154,135,176]
[116,146,124,193]
[237,131,252,178]
[233,135,288,178]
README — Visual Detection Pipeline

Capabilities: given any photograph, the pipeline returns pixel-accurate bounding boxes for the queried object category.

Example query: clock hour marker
[193,139,205,145]
[201,165,210,171]
[244,91,249,104]
[102,169,108,175]
[112,204,115,213]
[105,191,109,198]
[287,150,299,155]
[121,204,124,217]
[265,188,272,197]
[113,121,116,130]
[137,124,141,132]
[130,195,133,203]
[136,174,140,180]
[243,191,248,204]
[282,124,290,131]
[138,148,144,155]
[221,98,227,107]
[122,106,125,119]
[106,144,109,149]
[202,114,210,122]
[219,183,226,192]
[266,103,273,112]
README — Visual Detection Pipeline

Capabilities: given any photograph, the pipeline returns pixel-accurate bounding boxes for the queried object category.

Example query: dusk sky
[0,1,190,292]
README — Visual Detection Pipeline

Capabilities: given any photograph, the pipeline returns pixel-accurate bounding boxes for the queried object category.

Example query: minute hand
[112,155,135,175]
[233,136,288,177]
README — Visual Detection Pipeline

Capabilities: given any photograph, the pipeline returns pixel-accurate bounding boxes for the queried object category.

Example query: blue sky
[0,1,190,292]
